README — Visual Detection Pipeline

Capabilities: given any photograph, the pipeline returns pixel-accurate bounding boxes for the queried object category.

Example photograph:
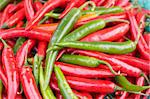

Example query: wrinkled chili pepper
[20,66,42,99]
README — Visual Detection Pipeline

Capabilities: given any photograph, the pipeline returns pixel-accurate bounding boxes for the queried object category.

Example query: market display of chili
[0,0,149,99]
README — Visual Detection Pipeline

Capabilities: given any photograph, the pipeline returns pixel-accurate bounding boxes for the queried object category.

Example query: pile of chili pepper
[0,0,150,99]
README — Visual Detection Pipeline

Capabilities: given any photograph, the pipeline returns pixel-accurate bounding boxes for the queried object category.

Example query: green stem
[0,38,8,48]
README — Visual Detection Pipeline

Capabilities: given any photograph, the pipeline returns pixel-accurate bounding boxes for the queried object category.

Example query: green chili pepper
[44,8,81,90]
[0,80,3,99]
[59,54,117,75]
[39,64,56,99]
[54,66,78,99]
[82,6,124,15]
[0,0,11,11]
[13,37,26,54]
[115,75,150,92]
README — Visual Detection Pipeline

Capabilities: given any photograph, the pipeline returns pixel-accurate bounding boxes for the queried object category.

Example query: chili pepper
[33,1,43,12]
[117,92,129,99]
[81,23,129,42]
[102,0,117,8]
[20,66,42,99]
[6,39,15,48]
[55,62,115,78]
[0,0,12,11]
[39,63,56,99]
[1,8,25,29]
[16,21,24,28]
[16,39,36,69]
[91,0,105,6]
[95,94,106,99]
[24,0,35,21]
[33,23,58,32]
[143,87,150,99]
[112,55,150,72]
[66,76,120,93]
[98,64,121,71]
[0,80,2,99]
[0,65,7,89]
[54,66,78,99]
[56,93,63,99]
[0,28,52,41]
[44,8,81,90]
[37,41,47,59]
[59,0,85,18]
[72,50,143,77]
[127,10,150,60]
[76,12,127,26]
[50,80,60,93]
[143,33,150,46]
[1,39,19,99]
[0,4,14,27]
[26,0,68,30]
[115,0,129,7]
[0,42,3,51]
[9,1,24,13]
[115,75,150,92]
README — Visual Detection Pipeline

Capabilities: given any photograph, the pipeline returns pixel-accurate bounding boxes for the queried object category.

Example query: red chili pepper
[9,1,24,13]
[115,0,129,7]
[16,39,36,69]
[16,21,24,28]
[73,90,92,99]
[102,0,117,8]
[26,0,68,30]
[0,42,3,51]
[6,39,16,48]
[55,62,115,78]
[56,93,63,99]
[37,41,47,58]
[76,12,127,26]
[127,10,150,60]
[1,40,19,99]
[81,23,129,42]
[95,94,106,99]
[143,34,150,47]
[0,4,14,27]
[20,66,42,99]
[112,55,150,73]
[72,50,142,77]
[66,76,116,93]
[98,64,121,71]
[91,0,105,6]
[0,64,7,89]
[1,8,25,28]
[117,92,129,99]
[59,0,85,18]
[24,0,35,21]
[33,1,43,12]
[0,28,52,41]
[122,2,132,10]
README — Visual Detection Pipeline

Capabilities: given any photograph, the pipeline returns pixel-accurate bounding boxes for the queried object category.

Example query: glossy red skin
[20,66,42,99]
[97,64,121,71]
[9,1,24,13]
[24,0,35,21]
[16,39,36,69]
[81,23,129,42]
[115,0,129,7]
[73,50,142,77]
[0,42,3,51]
[144,34,150,47]
[37,41,47,58]
[16,21,24,28]
[6,39,16,48]
[136,12,145,33]
[95,94,106,99]
[127,11,150,60]
[26,0,68,30]
[55,62,115,78]
[0,4,14,27]
[33,1,43,12]
[112,55,150,72]
[59,0,85,18]
[0,65,7,89]
[76,12,127,26]
[66,76,115,93]
[2,45,19,99]
[0,28,52,41]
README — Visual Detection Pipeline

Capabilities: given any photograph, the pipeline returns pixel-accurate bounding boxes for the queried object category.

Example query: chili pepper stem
[0,38,8,48]
[79,1,96,11]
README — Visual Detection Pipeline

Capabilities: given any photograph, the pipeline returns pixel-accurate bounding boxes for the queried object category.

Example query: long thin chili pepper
[33,1,43,12]
[24,0,35,21]
[143,33,150,47]
[26,0,68,30]
[1,39,19,99]
[0,0,12,11]
[81,23,129,42]
[9,1,24,13]
[54,66,78,99]
[55,62,115,78]
[1,8,25,29]
[44,7,81,90]
[16,21,24,28]
[39,63,56,99]
[20,66,42,99]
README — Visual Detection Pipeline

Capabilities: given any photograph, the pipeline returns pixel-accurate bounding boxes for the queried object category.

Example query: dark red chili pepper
[55,62,115,78]
[115,0,129,7]
[72,50,143,77]
[127,10,150,60]
[0,4,14,27]
[1,39,19,99]
[37,41,47,58]
[56,93,63,99]
[1,8,25,29]
[9,1,24,13]
[26,0,68,30]
[95,94,106,99]
[112,55,150,72]
[6,39,16,48]
[98,64,121,71]
[33,1,43,12]
[16,21,24,28]
[24,0,35,21]
[16,39,36,69]
[76,12,127,26]
[20,66,42,99]
[59,0,85,18]
[81,23,129,42]
[0,28,52,41]
[0,64,7,89]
